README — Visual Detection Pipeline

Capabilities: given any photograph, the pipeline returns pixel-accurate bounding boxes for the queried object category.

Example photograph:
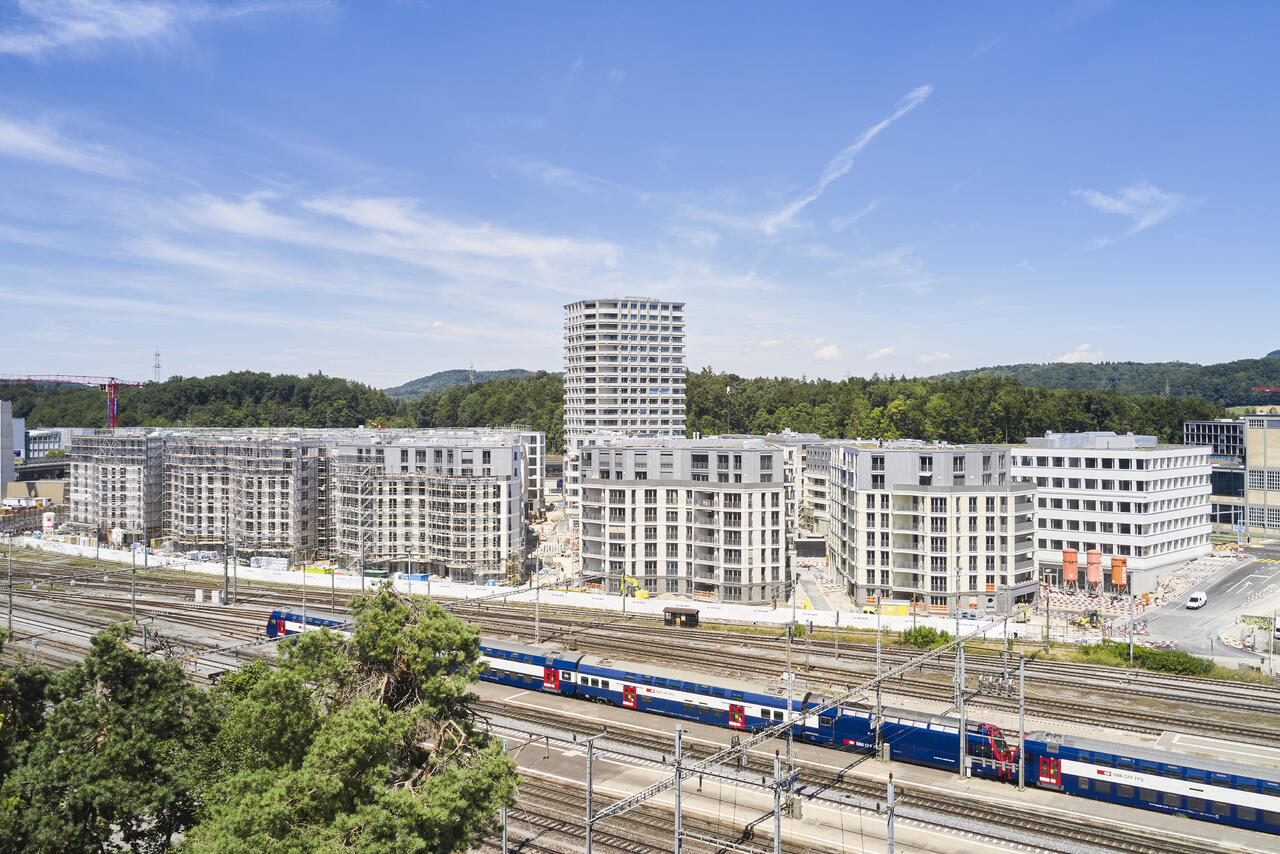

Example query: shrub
[901,626,953,649]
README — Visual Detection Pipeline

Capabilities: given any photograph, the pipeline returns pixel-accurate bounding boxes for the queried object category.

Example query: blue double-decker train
[265,611,1280,835]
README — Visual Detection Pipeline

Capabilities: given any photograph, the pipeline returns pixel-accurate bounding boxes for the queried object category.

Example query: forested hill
[933,357,1280,405]
[2,372,410,429]
[5,368,1223,453]
[383,368,531,399]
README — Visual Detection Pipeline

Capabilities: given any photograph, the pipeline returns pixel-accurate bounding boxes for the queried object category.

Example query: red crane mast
[0,374,150,428]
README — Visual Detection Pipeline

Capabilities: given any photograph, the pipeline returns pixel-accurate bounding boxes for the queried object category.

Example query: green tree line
[0,587,517,853]
[934,356,1280,406]
[4,367,1223,453]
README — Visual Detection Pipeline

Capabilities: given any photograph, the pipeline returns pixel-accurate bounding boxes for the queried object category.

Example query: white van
[1185,591,1207,610]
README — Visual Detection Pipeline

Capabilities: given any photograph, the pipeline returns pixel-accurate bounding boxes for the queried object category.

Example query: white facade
[562,296,687,529]
[1010,432,1212,592]
[826,442,1038,613]
[577,438,787,603]
[562,297,686,449]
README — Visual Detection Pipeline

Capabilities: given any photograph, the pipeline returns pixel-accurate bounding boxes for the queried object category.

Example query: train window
[683,702,697,715]
[1161,793,1181,808]
[1077,752,1091,763]
[1186,798,1207,813]
[685,682,698,692]
[625,673,636,681]
[1115,784,1134,798]
[712,708,726,720]
[1139,762,1157,774]
[731,691,744,701]
[1238,807,1257,822]
[774,710,785,721]
[1263,811,1280,828]
[1076,778,1090,791]
[1161,768,1182,779]
[1139,788,1157,802]
[654,678,667,687]
[819,716,834,727]
[640,696,652,706]
[1094,782,1112,795]
[761,708,770,718]
[561,671,572,680]
[1211,802,1231,816]
[1238,780,1259,793]
[698,685,710,695]
[1094,756,1113,768]
[712,688,725,698]
[1117,758,1135,770]
[640,675,652,685]
[601,681,610,690]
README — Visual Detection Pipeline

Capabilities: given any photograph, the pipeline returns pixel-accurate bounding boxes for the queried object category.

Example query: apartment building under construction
[69,431,165,544]
[164,430,330,559]
[331,434,527,582]
[69,427,542,579]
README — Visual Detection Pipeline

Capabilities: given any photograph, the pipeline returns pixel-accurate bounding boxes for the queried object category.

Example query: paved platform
[479,681,1278,854]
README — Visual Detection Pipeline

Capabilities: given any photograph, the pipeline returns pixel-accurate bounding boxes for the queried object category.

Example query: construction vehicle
[1073,610,1101,628]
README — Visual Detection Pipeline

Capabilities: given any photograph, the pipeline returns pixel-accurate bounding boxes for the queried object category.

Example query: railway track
[482,699,1235,854]
[5,553,1279,742]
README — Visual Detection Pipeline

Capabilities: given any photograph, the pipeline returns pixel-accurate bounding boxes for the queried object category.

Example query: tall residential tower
[563,297,687,529]
[562,297,686,450]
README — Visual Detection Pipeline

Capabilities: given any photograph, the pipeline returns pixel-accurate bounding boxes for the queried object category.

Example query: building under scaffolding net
[332,435,526,583]
[67,427,541,578]
[164,430,330,559]
[69,431,164,545]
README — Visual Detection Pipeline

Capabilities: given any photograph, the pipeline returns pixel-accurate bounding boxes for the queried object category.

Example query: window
[1116,784,1134,798]
[1238,806,1257,822]
[1161,792,1181,807]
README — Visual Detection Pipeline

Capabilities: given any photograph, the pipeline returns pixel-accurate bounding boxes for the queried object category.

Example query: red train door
[1038,757,1061,787]
[729,704,745,729]
[543,668,559,691]
[623,685,637,708]
[277,618,286,637]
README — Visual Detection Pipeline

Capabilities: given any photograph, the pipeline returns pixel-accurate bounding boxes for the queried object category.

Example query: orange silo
[1063,548,1079,586]
[1086,549,1103,587]
[1111,557,1127,589]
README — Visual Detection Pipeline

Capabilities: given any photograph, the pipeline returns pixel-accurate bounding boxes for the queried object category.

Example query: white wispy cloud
[812,344,841,361]
[830,199,880,232]
[758,338,782,348]
[1055,344,1103,364]
[1071,180,1190,247]
[0,0,308,58]
[761,84,932,234]
[0,113,129,175]
[866,346,895,360]
[918,352,951,363]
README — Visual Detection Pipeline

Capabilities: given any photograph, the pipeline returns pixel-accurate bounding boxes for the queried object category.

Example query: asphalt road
[1144,548,1280,661]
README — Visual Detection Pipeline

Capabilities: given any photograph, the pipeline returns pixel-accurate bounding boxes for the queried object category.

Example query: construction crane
[0,374,150,428]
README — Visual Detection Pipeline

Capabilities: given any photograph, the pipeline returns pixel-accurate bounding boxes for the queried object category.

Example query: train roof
[576,652,792,699]
[1026,730,1280,782]
[480,636,583,663]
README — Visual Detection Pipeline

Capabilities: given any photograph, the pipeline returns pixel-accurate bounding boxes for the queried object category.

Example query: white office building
[1010,432,1212,593]
[577,438,787,603]
[826,442,1037,614]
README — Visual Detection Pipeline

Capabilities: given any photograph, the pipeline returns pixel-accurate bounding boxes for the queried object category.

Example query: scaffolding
[69,431,164,544]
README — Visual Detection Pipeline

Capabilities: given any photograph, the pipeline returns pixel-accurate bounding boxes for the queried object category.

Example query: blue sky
[1,1,1277,388]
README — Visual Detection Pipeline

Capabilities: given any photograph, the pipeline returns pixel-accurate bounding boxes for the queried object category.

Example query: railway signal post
[674,723,683,854]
